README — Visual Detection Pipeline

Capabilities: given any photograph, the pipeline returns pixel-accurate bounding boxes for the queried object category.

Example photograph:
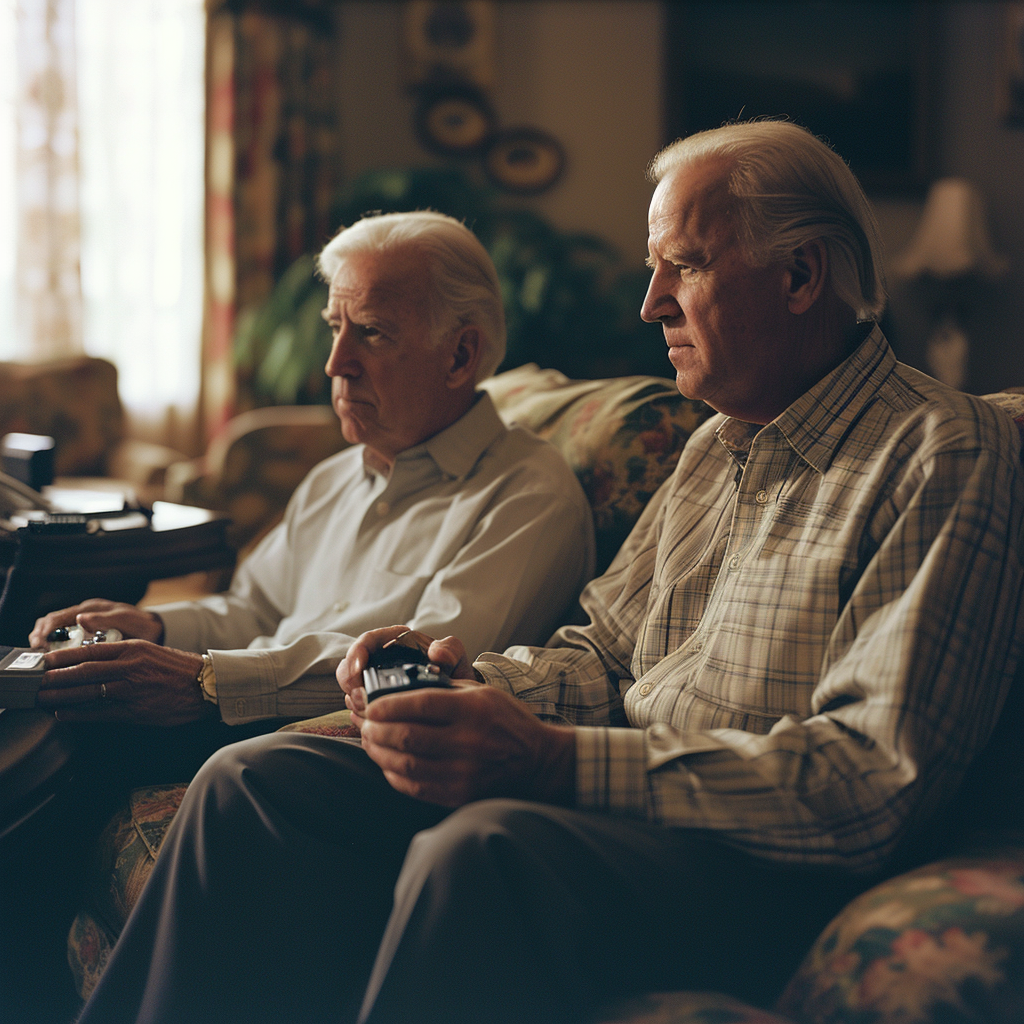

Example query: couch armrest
[105,438,190,505]
[170,405,347,555]
[777,848,1024,1023]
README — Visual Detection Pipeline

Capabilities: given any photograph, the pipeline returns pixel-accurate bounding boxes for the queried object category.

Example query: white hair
[649,120,887,321]
[317,210,506,382]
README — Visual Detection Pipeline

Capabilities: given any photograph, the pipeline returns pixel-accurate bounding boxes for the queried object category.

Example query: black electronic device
[362,643,453,702]
[1,432,55,491]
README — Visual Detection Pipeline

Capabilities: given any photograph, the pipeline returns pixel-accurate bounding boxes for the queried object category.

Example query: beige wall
[333,1,1024,390]
[335,1,663,266]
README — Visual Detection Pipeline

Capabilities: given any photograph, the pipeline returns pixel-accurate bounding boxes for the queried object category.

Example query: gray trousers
[77,732,868,1024]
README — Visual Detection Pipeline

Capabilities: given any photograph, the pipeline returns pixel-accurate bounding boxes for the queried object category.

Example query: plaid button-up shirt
[477,327,1024,872]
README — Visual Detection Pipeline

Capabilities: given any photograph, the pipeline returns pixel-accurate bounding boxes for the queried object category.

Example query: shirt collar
[362,391,507,482]
[716,324,896,475]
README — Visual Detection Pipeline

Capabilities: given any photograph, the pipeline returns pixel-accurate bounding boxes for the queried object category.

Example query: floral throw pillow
[777,854,1024,1024]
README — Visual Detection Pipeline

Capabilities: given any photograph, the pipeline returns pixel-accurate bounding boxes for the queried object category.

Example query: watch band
[197,653,218,704]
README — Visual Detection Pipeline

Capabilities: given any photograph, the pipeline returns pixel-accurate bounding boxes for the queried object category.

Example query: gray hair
[648,120,886,321]
[317,210,507,382]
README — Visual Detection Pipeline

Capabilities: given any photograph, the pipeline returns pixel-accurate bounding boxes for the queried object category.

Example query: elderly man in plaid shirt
[78,121,1024,1024]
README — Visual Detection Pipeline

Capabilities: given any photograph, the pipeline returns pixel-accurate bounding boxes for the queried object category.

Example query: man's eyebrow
[648,244,710,267]
[322,294,402,333]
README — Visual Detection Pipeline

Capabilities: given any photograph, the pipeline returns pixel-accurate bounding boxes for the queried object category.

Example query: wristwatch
[197,653,218,704]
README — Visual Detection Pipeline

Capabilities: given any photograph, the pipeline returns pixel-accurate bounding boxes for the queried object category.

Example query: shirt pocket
[676,684,783,734]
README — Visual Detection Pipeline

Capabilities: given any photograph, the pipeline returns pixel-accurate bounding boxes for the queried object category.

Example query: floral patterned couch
[67,367,1024,1023]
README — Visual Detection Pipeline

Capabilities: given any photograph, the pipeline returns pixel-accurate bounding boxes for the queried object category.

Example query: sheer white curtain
[77,0,206,448]
[0,0,206,452]
[0,0,15,354]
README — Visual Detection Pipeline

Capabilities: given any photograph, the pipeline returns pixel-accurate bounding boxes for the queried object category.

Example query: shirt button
[637,683,652,696]
[755,489,769,504]
[375,501,390,516]
[691,641,703,653]
[728,553,741,569]
[333,600,349,613]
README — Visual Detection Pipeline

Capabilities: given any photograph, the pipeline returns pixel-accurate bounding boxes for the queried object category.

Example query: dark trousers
[77,732,869,1024]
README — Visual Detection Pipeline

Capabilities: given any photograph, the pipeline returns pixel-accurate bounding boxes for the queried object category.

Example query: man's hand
[37,641,210,726]
[337,628,574,807]
[338,626,481,715]
[30,599,164,649]
[355,684,575,808]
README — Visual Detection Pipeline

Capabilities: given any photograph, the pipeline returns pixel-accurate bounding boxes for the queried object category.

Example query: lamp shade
[892,178,1009,280]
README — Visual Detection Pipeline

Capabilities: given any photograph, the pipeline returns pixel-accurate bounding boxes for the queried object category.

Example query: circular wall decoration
[483,128,565,195]
[414,86,496,157]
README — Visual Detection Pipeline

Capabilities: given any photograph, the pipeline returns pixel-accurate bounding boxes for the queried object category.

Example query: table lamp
[892,178,1008,389]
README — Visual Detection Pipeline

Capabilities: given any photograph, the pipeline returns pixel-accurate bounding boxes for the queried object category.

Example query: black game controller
[362,643,453,702]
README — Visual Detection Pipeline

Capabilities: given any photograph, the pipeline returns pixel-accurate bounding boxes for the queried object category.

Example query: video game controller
[46,624,123,650]
[362,642,453,702]
[1,626,124,708]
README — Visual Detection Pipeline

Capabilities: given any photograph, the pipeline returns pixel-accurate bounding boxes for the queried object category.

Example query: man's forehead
[327,274,408,304]
[647,158,736,253]
[327,249,430,305]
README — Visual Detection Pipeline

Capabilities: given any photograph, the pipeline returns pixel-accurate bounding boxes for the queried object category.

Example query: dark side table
[0,707,83,1022]
[0,501,235,646]
[0,707,75,842]
[0,502,235,1021]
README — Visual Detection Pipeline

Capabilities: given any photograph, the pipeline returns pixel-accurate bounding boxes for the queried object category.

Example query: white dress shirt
[154,393,595,723]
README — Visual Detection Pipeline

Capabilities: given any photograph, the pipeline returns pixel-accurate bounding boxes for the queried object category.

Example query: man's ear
[785,239,828,315]
[446,325,481,388]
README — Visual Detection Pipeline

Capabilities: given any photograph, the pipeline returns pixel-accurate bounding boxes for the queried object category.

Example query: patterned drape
[202,1,341,439]
[15,0,83,360]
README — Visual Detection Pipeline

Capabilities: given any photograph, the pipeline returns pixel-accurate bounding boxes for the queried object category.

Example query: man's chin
[667,350,700,399]
[336,411,370,447]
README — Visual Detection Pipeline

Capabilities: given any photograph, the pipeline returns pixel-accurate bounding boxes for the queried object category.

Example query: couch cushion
[776,852,1024,1024]
[482,364,712,573]
[67,783,188,1001]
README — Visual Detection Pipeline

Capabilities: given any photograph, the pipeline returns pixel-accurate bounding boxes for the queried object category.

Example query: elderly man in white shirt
[30,211,594,749]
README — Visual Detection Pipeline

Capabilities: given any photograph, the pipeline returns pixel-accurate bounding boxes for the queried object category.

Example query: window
[0,0,206,446]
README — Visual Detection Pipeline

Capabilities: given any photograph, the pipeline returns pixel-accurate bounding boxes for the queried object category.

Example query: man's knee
[398,798,562,898]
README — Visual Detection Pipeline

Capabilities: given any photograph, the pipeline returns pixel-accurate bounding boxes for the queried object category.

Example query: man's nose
[325,328,359,377]
[640,270,681,324]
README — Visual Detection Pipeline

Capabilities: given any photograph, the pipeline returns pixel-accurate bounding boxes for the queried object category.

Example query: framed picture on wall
[663,1,936,193]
